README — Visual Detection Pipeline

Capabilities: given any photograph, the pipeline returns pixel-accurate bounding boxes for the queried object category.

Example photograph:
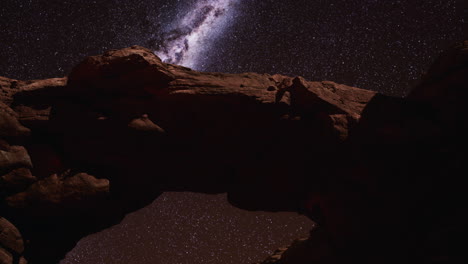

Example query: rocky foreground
[1,41,467,264]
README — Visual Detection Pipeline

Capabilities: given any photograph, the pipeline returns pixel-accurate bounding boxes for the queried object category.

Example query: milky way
[154,0,239,69]
[0,1,465,263]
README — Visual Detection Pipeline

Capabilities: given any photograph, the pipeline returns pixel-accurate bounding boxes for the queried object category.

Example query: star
[154,0,240,69]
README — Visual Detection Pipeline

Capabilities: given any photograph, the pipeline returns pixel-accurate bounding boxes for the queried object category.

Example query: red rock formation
[1,41,466,264]
[253,41,467,264]
[0,217,26,264]
[0,46,375,263]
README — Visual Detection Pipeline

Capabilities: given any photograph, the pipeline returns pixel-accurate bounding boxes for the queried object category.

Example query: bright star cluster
[154,0,240,69]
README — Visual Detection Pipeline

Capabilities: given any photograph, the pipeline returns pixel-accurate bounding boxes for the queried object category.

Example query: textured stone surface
[0,248,12,264]
[0,103,30,139]
[1,42,467,263]
[301,41,468,263]
[255,41,468,264]
[0,46,377,263]
[6,172,110,210]
[0,46,376,263]
[0,217,24,264]
[256,229,336,264]
[0,218,23,254]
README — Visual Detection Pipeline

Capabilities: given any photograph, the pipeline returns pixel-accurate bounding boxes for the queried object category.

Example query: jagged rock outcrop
[0,217,26,264]
[276,40,467,263]
[1,41,466,264]
[320,41,467,263]
[0,46,375,263]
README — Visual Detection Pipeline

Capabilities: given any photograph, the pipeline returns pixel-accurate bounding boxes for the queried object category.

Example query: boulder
[0,217,25,264]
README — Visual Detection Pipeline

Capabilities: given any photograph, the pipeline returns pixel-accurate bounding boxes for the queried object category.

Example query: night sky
[0,0,466,96]
[62,193,313,264]
[0,1,466,263]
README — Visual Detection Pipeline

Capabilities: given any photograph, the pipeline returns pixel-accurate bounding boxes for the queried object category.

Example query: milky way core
[154,0,238,69]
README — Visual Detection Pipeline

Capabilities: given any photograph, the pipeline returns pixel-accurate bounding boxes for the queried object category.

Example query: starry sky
[0,0,466,96]
[0,1,466,263]
[62,193,313,264]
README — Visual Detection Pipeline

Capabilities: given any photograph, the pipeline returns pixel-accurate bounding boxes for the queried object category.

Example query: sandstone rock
[0,77,22,106]
[0,168,36,194]
[411,40,468,96]
[0,103,30,138]
[6,173,110,211]
[55,45,375,213]
[0,146,32,171]
[302,41,468,263]
[0,218,24,255]
[0,248,12,264]
[68,46,175,95]
[0,46,376,263]
[128,114,165,133]
[256,228,337,264]
[0,77,66,108]
[0,42,465,264]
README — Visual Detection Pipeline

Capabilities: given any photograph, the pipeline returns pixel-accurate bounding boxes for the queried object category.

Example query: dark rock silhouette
[257,40,468,264]
[1,41,467,264]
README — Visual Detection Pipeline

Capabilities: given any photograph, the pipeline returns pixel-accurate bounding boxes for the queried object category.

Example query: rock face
[254,227,337,264]
[256,41,468,264]
[1,41,466,264]
[0,217,26,264]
